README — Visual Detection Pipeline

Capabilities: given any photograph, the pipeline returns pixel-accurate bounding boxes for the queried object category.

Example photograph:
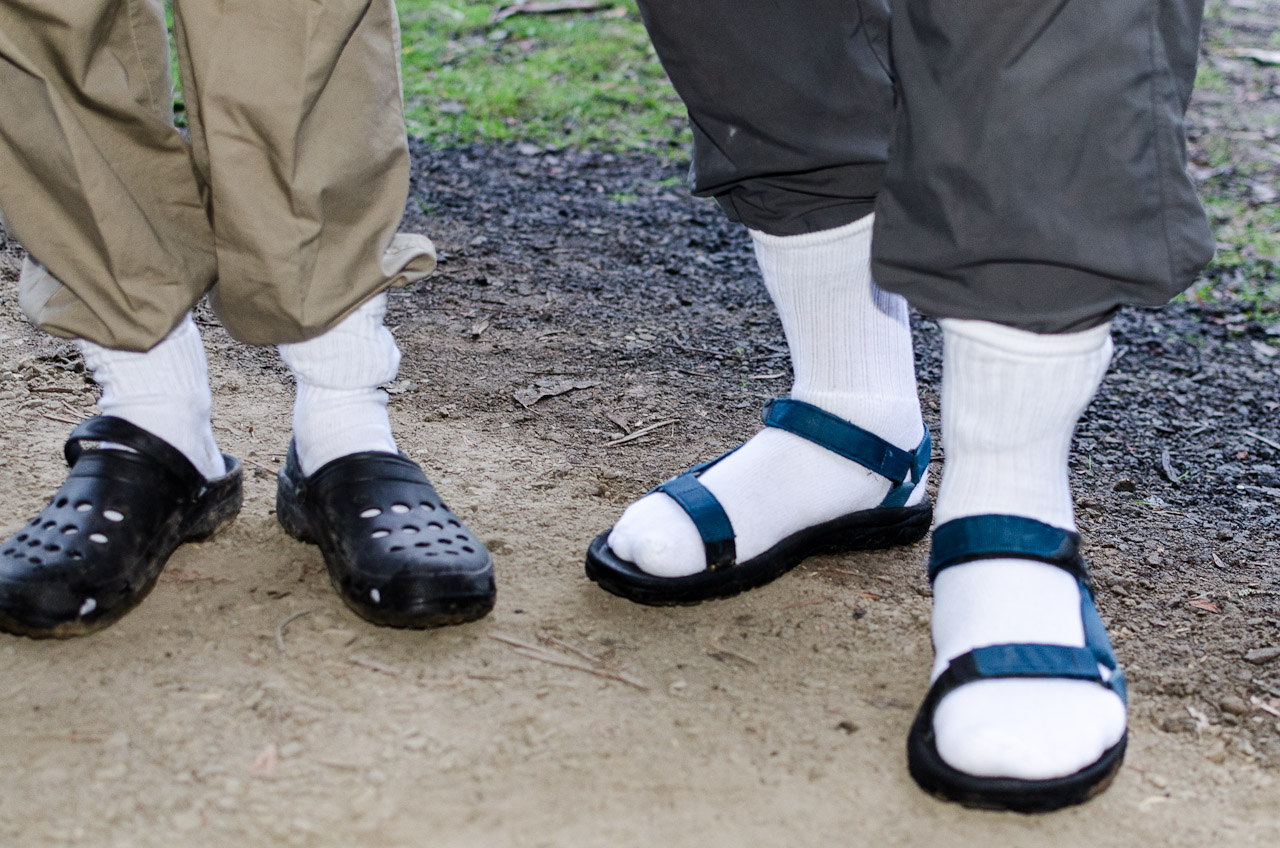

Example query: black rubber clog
[275,445,495,628]
[0,416,243,638]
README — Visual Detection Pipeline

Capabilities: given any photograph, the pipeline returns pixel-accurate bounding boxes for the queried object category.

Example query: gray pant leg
[873,0,1214,332]
[636,0,894,236]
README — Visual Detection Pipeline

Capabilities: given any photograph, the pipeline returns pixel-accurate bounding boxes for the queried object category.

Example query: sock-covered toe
[933,679,1127,780]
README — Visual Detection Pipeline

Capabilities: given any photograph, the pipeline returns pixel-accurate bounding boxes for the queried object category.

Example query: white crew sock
[607,215,924,578]
[929,318,1127,780]
[278,293,400,476]
[77,315,226,480]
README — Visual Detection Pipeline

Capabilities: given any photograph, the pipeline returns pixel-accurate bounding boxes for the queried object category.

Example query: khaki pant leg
[172,0,434,345]
[0,0,217,350]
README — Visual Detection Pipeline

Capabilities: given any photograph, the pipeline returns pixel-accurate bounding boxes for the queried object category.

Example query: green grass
[396,1,687,151]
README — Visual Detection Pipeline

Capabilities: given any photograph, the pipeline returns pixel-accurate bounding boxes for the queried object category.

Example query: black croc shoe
[275,444,495,628]
[0,416,243,639]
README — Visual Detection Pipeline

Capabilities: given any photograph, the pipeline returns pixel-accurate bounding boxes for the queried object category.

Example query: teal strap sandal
[585,398,932,605]
[906,515,1128,812]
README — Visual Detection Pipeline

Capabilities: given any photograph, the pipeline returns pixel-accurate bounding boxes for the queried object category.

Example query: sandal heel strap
[65,416,207,495]
[655,473,736,570]
[928,515,1086,583]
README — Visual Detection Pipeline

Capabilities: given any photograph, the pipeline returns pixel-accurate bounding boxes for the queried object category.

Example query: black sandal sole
[585,501,932,606]
[906,705,1128,813]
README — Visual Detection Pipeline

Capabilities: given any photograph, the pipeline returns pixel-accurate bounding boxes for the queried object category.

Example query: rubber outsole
[584,501,932,606]
[906,701,1127,813]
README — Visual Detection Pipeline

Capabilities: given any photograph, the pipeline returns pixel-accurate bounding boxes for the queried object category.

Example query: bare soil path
[0,4,1279,845]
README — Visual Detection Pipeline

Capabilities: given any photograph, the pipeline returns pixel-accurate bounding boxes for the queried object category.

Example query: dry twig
[602,418,678,447]
[489,632,647,690]
[275,608,319,655]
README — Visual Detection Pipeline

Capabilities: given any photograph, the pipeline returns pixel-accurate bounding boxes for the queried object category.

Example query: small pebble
[1146,773,1169,790]
[1245,647,1280,665]
[1220,695,1249,716]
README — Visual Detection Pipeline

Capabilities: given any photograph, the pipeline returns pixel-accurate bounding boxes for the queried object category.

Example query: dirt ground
[2,7,1280,848]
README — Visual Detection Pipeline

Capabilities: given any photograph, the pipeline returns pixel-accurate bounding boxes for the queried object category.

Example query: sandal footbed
[585,501,932,606]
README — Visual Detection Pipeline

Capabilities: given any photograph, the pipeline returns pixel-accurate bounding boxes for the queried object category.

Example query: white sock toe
[934,680,1128,780]
[608,494,705,578]
[930,318,1126,782]
[605,215,924,578]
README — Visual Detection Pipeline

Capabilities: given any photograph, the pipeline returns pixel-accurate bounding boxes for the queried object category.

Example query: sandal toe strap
[925,642,1127,717]
[655,473,735,570]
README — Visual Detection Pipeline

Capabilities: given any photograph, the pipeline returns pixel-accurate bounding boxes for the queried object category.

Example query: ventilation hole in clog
[446,550,459,556]
[360,508,382,519]
[389,546,404,553]
[371,529,390,539]
[437,538,453,546]
[68,551,83,560]
[419,502,437,511]
[2,549,13,556]
[462,546,475,554]
[414,542,431,548]
[62,526,78,535]
[89,533,108,544]
[55,498,68,508]
[79,598,97,616]
[390,503,410,514]
[28,556,42,565]
[427,521,444,530]
[455,534,468,541]
[426,552,439,557]
[75,502,92,513]
[11,553,24,561]
[44,544,60,553]
[448,520,462,529]
[28,518,38,526]
[103,509,124,522]
[15,534,27,542]
[402,526,419,534]
[42,520,57,530]
[27,540,40,548]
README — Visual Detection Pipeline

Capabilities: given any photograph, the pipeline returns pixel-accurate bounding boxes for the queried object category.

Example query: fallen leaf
[513,378,598,408]
[1188,598,1220,613]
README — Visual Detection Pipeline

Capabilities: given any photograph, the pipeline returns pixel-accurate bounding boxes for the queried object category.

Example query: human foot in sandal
[586,216,931,603]
[907,319,1127,812]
